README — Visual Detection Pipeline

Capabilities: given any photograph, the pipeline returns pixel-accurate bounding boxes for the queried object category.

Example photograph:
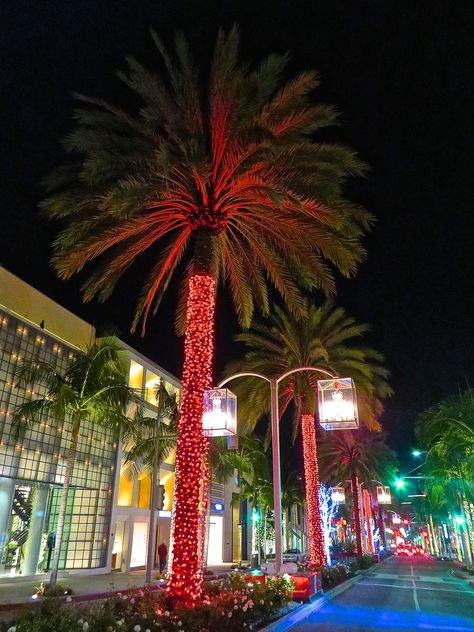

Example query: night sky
[1,1,472,470]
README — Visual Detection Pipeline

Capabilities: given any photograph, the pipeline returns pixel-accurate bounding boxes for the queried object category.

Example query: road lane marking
[358,581,474,594]
[411,564,421,611]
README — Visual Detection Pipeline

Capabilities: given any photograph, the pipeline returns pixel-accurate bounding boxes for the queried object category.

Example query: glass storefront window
[117,470,133,507]
[137,473,151,509]
[129,361,143,390]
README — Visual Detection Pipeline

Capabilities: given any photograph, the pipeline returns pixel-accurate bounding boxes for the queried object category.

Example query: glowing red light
[167,273,215,603]
[301,413,325,566]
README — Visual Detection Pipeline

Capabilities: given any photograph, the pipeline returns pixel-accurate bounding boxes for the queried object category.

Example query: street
[292,556,474,631]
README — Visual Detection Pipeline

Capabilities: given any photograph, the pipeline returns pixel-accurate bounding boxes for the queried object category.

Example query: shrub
[357,555,376,570]
[0,573,294,632]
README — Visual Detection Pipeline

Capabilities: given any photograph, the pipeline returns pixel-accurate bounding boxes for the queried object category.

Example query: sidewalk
[0,564,235,606]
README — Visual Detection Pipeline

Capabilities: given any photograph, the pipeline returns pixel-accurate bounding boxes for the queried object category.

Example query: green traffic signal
[252,509,261,523]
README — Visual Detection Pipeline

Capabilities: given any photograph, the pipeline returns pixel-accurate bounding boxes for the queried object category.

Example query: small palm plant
[12,337,136,589]
[122,381,179,583]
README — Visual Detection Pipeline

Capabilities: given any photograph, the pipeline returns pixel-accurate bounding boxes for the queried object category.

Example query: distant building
[0,267,241,579]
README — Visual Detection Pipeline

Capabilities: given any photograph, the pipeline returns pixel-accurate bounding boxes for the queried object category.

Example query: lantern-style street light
[202,388,237,437]
[215,367,358,572]
[317,378,359,430]
[331,486,346,504]
[377,486,392,505]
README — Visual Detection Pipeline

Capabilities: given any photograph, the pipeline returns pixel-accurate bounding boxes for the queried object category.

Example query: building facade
[0,267,241,578]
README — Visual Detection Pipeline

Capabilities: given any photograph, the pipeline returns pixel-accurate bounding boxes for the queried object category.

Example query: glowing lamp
[455,516,465,526]
[202,388,237,436]
[317,378,358,430]
[376,486,392,505]
[331,486,346,504]
[392,514,401,524]
[395,478,405,489]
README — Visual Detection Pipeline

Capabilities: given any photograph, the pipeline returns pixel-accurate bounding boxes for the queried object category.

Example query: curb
[259,574,362,632]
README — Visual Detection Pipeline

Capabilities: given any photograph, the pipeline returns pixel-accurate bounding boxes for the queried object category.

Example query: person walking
[158,541,168,573]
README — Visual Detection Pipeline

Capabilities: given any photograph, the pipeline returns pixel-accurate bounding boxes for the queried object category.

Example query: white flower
[83,623,89,631]
[133,626,141,632]
[66,596,72,603]
[7,627,16,632]
[117,621,123,627]
[146,629,151,632]
[78,620,83,626]
[164,611,170,617]
[130,597,136,604]
[228,611,233,618]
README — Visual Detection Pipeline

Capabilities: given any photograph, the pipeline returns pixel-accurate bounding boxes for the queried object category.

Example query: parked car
[283,548,305,562]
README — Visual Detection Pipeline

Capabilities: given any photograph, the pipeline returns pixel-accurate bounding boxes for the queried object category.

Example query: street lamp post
[217,366,336,573]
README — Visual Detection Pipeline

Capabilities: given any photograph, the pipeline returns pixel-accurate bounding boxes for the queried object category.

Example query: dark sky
[1,1,472,469]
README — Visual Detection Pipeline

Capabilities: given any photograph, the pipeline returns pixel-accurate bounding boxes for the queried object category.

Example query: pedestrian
[158,541,167,573]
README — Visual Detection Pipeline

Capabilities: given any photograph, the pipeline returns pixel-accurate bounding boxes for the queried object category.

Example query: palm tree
[317,430,398,555]
[41,27,372,600]
[122,382,179,583]
[225,301,391,565]
[416,391,474,561]
[12,338,136,590]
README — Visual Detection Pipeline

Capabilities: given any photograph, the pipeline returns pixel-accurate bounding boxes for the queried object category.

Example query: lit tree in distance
[42,27,372,602]
[319,483,338,566]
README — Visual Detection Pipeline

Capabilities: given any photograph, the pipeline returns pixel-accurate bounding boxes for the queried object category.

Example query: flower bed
[0,573,294,632]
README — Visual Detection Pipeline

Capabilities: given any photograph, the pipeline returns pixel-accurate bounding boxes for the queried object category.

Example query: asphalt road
[292,556,474,632]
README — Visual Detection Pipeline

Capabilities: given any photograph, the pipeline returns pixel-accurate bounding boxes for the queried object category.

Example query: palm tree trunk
[49,414,80,590]
[301,413,325,566]
[168,232,216,603]
[350,472,363,556]
[146,414,162,584]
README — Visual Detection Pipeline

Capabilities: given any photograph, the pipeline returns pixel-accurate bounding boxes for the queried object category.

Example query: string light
[351,475,364,555]
[363,488,374,553]
[167,273,215,604]
[301,413,325,566]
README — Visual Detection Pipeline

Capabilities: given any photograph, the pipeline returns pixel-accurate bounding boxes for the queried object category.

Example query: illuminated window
[137,472,151,509]
[145,370,160,404]
[117,469,134,507]
[129,360,144,390]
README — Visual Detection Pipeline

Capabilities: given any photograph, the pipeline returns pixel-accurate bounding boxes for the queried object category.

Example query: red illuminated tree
[42,28,371,601]
[225,301,391,565]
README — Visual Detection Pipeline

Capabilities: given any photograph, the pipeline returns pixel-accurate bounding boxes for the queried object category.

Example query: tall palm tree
[225,301,391,565]
[317,430,398,555]
[41,28,372,600]
[12,338,135,590]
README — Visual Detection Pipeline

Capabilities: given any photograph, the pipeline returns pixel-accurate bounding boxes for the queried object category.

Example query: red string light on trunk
[301,413,325,567]
[167,273,215,604]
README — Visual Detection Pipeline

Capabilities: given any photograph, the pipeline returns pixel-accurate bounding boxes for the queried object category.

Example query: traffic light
[252,508,261,523]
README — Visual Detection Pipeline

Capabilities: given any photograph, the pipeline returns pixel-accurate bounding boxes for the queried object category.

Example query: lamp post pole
[218,366,334,573]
